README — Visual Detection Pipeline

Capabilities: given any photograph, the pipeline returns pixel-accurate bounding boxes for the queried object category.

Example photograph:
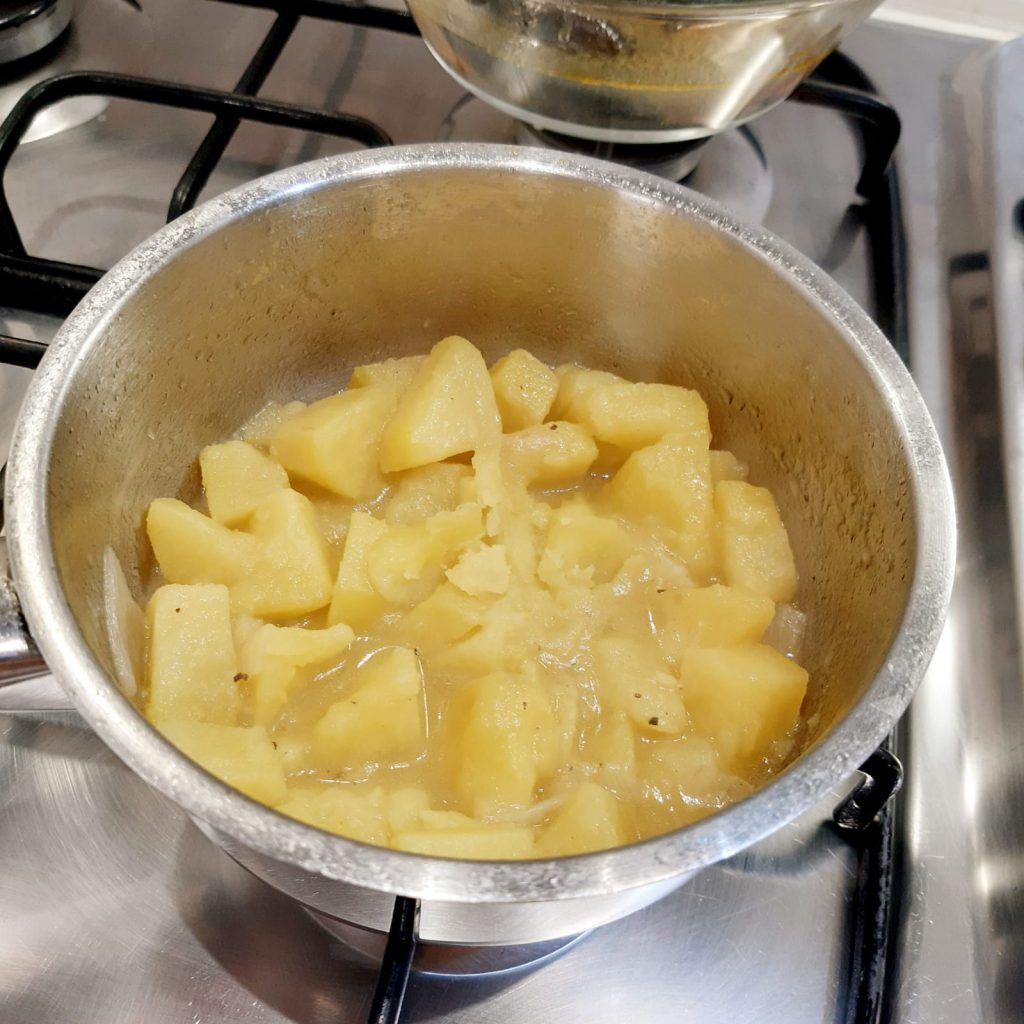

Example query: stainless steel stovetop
[1,2,1021,1021]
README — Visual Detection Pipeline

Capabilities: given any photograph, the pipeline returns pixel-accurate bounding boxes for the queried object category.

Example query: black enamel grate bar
[167,9,301,221]
[0,332,47,368]
[831,745,905,1024]
[794,51,909,364]
[208,0,420,36]
[368,896,421,1024]
[0,63,392,316]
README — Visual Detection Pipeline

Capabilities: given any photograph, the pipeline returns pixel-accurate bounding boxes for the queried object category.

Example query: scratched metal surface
[0,0,1010,1020]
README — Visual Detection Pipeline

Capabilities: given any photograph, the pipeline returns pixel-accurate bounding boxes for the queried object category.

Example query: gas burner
[514,120,711,182]
[0,0,71,65]
[311,911,586,977]
[0,1,153,146]
[684,126,773,225]
[439,93,774,224]
[514,119,774,225]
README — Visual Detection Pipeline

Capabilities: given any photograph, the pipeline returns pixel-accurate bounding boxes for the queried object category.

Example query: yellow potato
[271,386,396,500]
[553,368,710,450]
[448,671,558,817]
[392,824,535,860]
[232,489,333,618]
[146,583,240,725]
[679,644,809,769]
[385,463,472,525]
[606,431,715,581]
[158,720,286,805]
[365,503,484,606]
[277,785,389,844]
[147,498,256,586]
[237,400,307,449]
[328,511,388,628]
[489,348,559,431]
[200,439,289,526]
[536,783,627,856]
[313,646,425,772]
[349,354,424,391]
[379,335,501,472]
[715,480,798,603]
[709,448,749,485]
[593,635,687,737]
[654,584,775,660]
[501,421,598,488]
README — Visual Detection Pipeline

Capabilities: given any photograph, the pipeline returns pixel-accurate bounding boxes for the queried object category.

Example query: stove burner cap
[515,121,711,182]
[0,0,72,65]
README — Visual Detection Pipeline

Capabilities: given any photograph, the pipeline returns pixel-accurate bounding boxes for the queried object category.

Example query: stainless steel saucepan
[0,144,954,946]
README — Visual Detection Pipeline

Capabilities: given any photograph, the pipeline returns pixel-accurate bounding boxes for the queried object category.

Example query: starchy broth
[134,336,808,859]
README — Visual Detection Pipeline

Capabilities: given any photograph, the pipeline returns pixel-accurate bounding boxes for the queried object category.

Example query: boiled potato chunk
[607,432,714,581]
[392,823,534,860]
[594,636,686,737]
[538,500,632,586]
[277,785,389,844]
[241,622,355,725]
[550,367,621,420]
[379,335,501,472]
[715,480,798,603]
[158,720,286,805]
[366,503,484,606]
[553,369,710,451]
[489,348,559,430]
[502,421,598,488]
[386,787,432,833]
[433,596,529,676]
[328,511,388,628]
[709,449,749,485]
[237,400,306,449]
[679,644,808,769]
[199,440,289,526]
[349,354,424,391]
[654,584,775,659]
[445,544,510,596]
[146,583,240,725]
[536,783,627,856]
[396,581,493,647]
[270,386,396,500]
[313,646,425,771]
[450,671,558,816]
[385,463,472,525]
[232,489,333,617]
[147,498,257,586]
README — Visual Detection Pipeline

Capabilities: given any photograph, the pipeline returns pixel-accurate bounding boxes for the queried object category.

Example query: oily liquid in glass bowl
[407,0,880,142]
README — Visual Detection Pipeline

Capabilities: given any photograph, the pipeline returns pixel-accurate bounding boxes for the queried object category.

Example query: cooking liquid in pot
[127,336,809,860]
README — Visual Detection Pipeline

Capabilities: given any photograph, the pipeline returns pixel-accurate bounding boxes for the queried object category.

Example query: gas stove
[0,2,1020,1022]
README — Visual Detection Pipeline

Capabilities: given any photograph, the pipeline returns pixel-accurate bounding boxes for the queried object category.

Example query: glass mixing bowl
[405,0,881,143]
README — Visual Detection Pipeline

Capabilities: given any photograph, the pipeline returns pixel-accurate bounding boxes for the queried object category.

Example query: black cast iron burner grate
[0,4,910,1024]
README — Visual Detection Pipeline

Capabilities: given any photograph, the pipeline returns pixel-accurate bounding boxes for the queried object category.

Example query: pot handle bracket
[0,460,56,695]
[0,535,48,687]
